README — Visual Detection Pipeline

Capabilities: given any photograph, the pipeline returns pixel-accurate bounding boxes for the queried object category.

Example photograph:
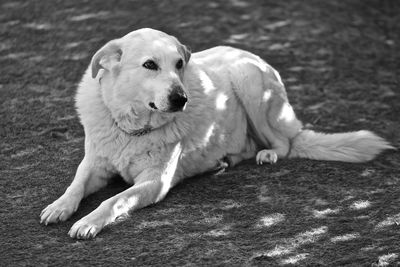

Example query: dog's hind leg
[254,95,303,164]
[254,123,291,165]
[222,137,258,167]
[40,156,113,225]
[233,63,302,165]
[225,150,256,166]
[255,141,288,164]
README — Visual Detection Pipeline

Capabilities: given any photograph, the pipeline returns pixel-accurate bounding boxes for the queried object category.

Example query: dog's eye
[143,60,158,70]
[176,59,183,70]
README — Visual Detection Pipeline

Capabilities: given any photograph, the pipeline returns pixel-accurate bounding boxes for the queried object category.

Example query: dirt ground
[1,0,399,266]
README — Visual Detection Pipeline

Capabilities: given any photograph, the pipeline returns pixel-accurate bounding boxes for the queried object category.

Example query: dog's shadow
[69,175,130,221]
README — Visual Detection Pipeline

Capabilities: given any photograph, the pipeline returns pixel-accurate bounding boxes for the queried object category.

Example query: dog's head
[90,28,191,131]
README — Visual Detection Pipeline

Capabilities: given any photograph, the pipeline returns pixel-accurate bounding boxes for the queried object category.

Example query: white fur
[40,28,393,239]
[288,130,393,162]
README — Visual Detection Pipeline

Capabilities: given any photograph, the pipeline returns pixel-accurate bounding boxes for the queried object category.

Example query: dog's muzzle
[168,85,187,112]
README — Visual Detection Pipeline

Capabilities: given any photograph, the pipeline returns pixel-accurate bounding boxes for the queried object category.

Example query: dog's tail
[288,129,394,162]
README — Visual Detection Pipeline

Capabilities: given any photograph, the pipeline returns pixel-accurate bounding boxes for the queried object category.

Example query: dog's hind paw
[256,149,278,165]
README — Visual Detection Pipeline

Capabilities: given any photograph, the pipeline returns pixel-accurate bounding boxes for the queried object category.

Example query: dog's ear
[179,44,191,64]
[91,40,122,79]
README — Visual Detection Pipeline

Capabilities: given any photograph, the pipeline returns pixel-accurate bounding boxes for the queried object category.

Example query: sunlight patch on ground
[265,246,293,257]
[63,52,89,61]
[265,20,291,31]
[268,42,291,51]
[376,253,398,267]
[10,146,43,159]
[219,200,242,210]
[330,233,360,243]
[312,208,340,218]
[137,220,173,229]
[225,33,249,44]
[360,168,375,177]
[196,214,223,225]
[295,226,328,244]
[65,42,82,49]
[350,200,371,210]
[265,226,328,257]
[281,253,309,265]
[9,162,40,171]
[29,55,45,62]
[311,198,329,206]
[375,213,400,230]
[257,213,285,228]
[229,0,249,7]
[360,244,378,252]
[288,85,303,91]
[24,23,52,30]
[288,66,304,73]
[2,2,27,8]
[1,52,30,60]
[204,225,231,237]
[69,11,110,21]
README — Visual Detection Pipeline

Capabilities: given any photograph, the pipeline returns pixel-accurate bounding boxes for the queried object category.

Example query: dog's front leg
[40,156,112,225]
[68,167,173,239]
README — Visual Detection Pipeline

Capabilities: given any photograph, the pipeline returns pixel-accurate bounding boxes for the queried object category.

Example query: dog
[40,28,393,239]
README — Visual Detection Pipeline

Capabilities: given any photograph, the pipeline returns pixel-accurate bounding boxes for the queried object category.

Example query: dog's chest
[99,138,172,184]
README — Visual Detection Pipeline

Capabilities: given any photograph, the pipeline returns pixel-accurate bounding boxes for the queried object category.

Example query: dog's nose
[168,85,187,112]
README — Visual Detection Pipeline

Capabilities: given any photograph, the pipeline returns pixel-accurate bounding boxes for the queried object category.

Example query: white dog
[40,28,393,239]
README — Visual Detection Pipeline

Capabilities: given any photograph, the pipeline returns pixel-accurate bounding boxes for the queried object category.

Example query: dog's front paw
[40,196,78,225]
[68,209,108,239]
[256,149,278,165]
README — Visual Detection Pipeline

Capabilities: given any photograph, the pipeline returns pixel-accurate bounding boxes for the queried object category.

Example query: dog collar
[112,110,157,136]
[114,121,153,136]
[128,125,153,136]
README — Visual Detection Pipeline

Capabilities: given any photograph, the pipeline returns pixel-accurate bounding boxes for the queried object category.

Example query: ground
[1,0,399,266]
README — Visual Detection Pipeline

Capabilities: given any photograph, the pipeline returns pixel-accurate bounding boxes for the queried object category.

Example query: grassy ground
[1,0,399,266]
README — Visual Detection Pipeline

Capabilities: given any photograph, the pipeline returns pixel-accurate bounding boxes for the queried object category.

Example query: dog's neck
[112,109,155,136]
[114,120,153,136]
[111,109,175,137]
